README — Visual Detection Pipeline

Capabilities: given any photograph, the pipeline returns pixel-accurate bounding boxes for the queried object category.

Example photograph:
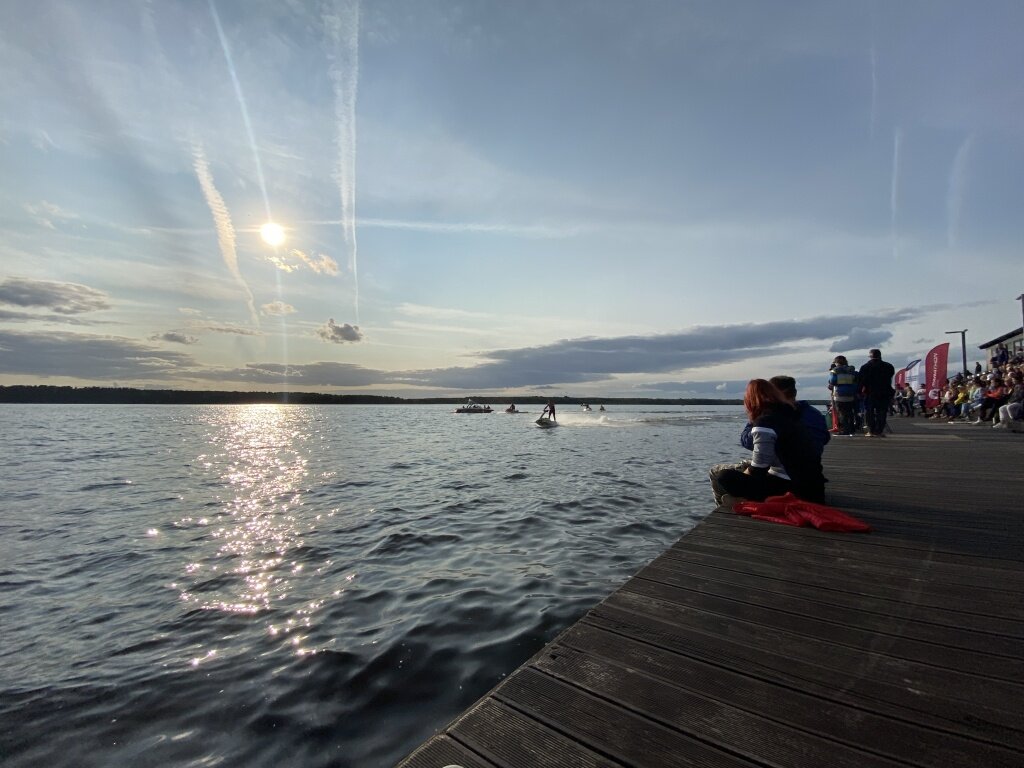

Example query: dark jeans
[866,396,890,435]
[715,468,793,502]
[834,400,857,435]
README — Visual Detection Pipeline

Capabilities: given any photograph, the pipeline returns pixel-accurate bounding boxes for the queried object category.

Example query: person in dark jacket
[713,379,826,503]
[858,348,896,436]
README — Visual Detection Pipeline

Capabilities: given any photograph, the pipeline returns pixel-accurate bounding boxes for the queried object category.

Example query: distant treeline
[0,386,747,406]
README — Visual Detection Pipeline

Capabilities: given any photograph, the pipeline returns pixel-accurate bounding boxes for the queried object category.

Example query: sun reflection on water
[177,405,340,661]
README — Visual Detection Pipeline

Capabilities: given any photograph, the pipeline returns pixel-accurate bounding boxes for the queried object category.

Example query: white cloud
[261,300,297,316]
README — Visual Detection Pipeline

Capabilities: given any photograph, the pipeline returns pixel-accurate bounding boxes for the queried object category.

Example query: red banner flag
[924,342,950,410]
[895,367,906,389]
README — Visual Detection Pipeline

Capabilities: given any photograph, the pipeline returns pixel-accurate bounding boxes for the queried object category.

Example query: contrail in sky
[890,127,901,260]
[869,43,878,139]
[193,144,258,325]
[324,0,361,322]
[946,134,974,250]
[209,0,272,221]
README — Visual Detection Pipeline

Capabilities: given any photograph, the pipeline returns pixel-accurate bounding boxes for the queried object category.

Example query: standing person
[540,399,557,421]
[827,356,859,436]
[858,349,896,437]
[712,379,826,503]
[904,383,917,417]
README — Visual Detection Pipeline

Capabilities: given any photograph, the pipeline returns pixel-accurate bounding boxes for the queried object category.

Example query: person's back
[753,403,825,501]
[859,358,896,398]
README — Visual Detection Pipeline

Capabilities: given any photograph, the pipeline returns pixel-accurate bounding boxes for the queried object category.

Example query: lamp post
[945,329,968,376]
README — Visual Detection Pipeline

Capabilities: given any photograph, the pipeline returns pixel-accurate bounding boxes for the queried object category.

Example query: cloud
[404,309,922,389]
[350,217,585,239]
[24,200,79,230]
[192,143,258,325]
[324,0,361,321]
[947,134,975,249]
[190,322,264,337]
[266,249,340,276]
[316,318,363,343]
[640,380,745,396]
[396,303,489,321]
[0,309,106,326]
[261,301,297,316]
[149,332,198,345]
[828,327,894,353]
[0,277,111,314]
[190,361,383,386]
[0,329,194,380]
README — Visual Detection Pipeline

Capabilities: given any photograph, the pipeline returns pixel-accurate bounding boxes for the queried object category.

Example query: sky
[1,0,1022,400]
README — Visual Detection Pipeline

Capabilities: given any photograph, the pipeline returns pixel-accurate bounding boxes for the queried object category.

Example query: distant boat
[504,406,524,414]
[455,400,492,414]
[581,403,592,411]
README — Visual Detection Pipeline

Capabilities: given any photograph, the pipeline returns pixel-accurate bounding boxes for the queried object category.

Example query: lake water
[0,403,748,767]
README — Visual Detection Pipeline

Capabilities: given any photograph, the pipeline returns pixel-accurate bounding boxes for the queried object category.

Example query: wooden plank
[651,543,1024,617]
[398,735,497,768]
[617,577,1024,679]
[596,591,1024,709]
[542,629,1023,768]
[637,556,1024,639]
[451,698,625,768]
[585,602,1024,741]
[493,668,761,768]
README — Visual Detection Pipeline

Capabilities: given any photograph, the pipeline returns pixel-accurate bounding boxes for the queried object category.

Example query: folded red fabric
[731,492,871,532]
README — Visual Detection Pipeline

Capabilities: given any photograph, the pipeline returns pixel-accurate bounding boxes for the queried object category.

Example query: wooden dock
[396,419,1024,768]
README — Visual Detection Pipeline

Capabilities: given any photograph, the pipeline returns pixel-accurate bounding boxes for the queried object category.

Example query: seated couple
[710,377,827,505]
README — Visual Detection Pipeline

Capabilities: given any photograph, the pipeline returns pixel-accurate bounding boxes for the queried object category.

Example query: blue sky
[1,0,1022,399]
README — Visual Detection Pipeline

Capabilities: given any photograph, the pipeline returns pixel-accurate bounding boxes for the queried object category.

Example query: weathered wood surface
[397,420,1024,767]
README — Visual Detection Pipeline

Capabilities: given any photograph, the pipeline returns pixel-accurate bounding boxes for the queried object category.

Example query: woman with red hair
[714,379,826,503]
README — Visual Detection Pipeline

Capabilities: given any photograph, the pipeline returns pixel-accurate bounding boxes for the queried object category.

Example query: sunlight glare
[260,221,286,247]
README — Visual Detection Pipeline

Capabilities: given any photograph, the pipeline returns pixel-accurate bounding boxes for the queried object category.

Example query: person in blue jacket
[828,355,860,435]
[710,375,828,505]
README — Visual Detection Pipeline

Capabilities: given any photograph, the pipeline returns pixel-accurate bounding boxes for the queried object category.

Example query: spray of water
[193,144,258,324]
[209,0,273,221]
[323,0,361,322]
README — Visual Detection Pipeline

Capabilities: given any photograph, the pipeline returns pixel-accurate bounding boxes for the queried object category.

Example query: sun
[259,222,286,247]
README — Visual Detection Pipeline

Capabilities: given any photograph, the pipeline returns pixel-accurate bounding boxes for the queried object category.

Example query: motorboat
[455,400,492,414]
[581,403,592,411]
[504,405,521,413]
[535,416,559,428]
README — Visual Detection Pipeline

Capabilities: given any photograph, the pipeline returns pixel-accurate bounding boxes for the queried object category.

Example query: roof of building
[978,326,1024,349]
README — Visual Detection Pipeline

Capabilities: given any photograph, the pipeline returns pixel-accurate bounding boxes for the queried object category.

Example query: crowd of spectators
[891,342,1024,430]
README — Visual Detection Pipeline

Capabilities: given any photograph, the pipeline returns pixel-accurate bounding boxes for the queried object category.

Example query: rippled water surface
[0,403,748,767]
